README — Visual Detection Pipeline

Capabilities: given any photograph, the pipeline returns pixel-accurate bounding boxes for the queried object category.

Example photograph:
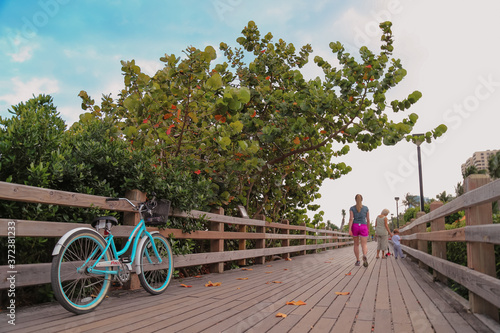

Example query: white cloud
[135,58,164,76]
[8,43,37,62]
[0,77,59,106]
[1,31,39,62]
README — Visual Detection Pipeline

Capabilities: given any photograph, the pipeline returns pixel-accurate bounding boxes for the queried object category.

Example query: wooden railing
[399,175,500,322]
[0,181,352,290]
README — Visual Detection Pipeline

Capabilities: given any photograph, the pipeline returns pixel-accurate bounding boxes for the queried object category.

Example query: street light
[394,197,399,228]
[412,134,425,212]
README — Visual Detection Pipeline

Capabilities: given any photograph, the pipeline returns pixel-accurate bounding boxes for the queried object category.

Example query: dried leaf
[266,265,272,267]
[236,278,248,280]
[345,272,352,276]
[335,292,350,295]
[272,281,282,284]
[180,284,192,288]
[276,313,287,318]
[265,271,273,274]
[194,275,202,278]
[286,300,306,306]
[242,268,253,271]
[285,258,292,261]
[205,281,221,287]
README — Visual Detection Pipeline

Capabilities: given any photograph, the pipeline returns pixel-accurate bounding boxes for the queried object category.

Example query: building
[461,149,499,175]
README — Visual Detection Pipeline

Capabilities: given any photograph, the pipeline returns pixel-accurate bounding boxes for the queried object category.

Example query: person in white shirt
[392,229,405,259]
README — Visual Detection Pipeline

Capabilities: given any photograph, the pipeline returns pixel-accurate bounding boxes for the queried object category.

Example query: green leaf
[219,136,231,148]
[230,120,243,133]
[238,140,248,150]
[237,87,251,103]
[204,45,217,60]
[206,73,223,90]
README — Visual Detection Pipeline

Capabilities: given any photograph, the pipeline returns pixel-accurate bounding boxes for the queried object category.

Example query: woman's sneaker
[363,256,368,267]
[355,260,361,266]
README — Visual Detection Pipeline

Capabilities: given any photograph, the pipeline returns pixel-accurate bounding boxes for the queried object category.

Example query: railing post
[324,227,329,250]
[210,207,225,273]
[409,218,417,251]
[123,189,146,290]
[314,228,318,251]
[402,222,411,247]
[464,175,498,320]
[299,222,307,255]
[123,189,146,226]
[416,211,428,270]
[430,201,447,284]
[281,219,290,260]
[254,214,266,265]
[238,224,246,267]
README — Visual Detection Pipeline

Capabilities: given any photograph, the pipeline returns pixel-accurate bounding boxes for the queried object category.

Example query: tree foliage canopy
[76,21,446,224]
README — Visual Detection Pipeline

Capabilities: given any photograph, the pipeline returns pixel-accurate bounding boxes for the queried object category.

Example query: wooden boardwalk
[3,242,497,333]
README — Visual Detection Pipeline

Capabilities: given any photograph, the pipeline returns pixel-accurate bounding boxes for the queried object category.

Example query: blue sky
[1,0,499,224]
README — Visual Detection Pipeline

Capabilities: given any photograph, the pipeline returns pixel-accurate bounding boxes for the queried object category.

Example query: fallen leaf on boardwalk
[266,265,272,267]
[335,292,350,295]
[272,281,282,284]
[194,275,202,278]
[180,284,192,288]
[286,300,306,306]
[205,281,221,287]
[276,313,287,318]
[283,269,288,271]
[236,278,248,280]
[285,258,292,261]
[265,271,273,274]
[345,272,352,276]
[242,268,253,271]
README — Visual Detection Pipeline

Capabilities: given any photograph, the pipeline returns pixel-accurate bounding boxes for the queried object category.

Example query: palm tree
[463,165,487,179]
[402,193,419,208]
[455,182,464,197]
[340,209,346,230]
[436,191,453,203]
[488,151,500,179]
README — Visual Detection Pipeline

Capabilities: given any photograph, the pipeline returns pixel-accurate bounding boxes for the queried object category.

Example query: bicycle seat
[91,216,118,228]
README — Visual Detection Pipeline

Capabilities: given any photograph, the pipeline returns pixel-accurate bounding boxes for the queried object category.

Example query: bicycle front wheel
[51,230,112,314]
[138,233,173,295]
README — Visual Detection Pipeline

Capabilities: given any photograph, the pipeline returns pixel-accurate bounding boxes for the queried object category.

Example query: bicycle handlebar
[106,195,157,212]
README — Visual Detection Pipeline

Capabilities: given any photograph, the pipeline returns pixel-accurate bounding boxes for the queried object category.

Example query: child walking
[392,229,405,259]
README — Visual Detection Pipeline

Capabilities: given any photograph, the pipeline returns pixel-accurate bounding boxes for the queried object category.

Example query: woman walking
[348,194,370,267]
[375,209,393,258]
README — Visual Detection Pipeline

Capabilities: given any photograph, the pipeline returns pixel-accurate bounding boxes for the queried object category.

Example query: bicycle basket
[144,199,171,226]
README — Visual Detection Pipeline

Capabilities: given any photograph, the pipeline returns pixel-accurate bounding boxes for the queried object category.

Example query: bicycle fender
[52,227,105,256]
[134,231,160,275]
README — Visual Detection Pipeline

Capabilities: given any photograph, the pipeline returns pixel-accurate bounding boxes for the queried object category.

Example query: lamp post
[412,134,425,212]
[394,196,399,228]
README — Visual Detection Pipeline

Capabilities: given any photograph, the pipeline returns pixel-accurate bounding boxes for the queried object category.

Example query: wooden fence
[399,174,500,321]
[0,181,352,290]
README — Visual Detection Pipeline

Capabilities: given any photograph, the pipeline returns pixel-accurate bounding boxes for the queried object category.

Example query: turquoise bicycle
[51,195,173,314]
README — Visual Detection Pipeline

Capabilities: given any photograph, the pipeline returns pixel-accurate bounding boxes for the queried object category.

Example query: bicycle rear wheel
[138,233,173,294]
[51,230,112,314]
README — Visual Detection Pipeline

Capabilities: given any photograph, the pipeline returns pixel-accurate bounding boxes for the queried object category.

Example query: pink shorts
[351,223,369,237]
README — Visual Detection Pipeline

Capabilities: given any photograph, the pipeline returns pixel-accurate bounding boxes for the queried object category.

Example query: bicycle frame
[82,218,163,276]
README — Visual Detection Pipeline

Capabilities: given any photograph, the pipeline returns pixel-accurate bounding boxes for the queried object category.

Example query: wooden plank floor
[3,242,498,333]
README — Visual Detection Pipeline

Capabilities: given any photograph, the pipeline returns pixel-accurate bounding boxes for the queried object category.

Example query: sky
[1,0,499,226]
